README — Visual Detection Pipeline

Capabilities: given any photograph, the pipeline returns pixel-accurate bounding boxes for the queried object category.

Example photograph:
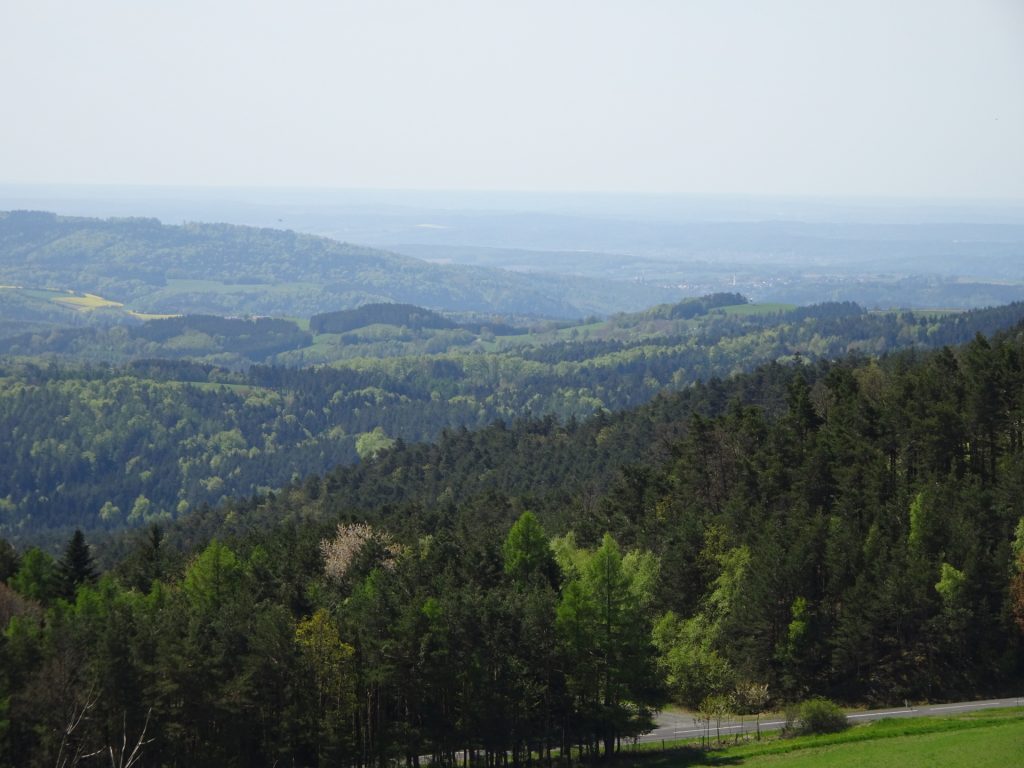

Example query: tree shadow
[595,746,746,767]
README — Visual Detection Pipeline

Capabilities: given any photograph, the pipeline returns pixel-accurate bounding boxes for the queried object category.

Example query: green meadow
[619,709,1023,768]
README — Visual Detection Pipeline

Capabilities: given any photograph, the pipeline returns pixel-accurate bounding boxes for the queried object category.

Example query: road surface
[637,697,1024,745]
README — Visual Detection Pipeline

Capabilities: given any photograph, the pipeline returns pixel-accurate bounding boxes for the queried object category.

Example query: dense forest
[309,303,526,337]
[2,324,1023,767]
[4,299,1024,540]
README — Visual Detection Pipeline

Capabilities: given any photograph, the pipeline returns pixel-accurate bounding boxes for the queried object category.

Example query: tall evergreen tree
[0,537,19,583]
[55,529,97,600]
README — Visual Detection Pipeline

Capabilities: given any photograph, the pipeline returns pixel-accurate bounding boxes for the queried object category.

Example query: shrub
[782,702,801,735]
[796,697,849,735]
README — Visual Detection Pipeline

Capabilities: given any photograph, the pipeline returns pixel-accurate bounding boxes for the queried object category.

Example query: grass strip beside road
[616,708,1023,768]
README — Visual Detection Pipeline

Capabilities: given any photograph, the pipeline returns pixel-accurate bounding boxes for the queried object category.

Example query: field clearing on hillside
[128,310,181,320]
[721,302,796,316]
[5,286,134,314]
[53,292,124,310]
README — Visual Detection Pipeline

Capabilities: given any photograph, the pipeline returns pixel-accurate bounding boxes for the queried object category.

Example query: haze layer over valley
[3,186,1024,312]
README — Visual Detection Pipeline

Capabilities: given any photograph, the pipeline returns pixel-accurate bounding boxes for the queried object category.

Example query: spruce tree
[56,529,97,599]
[0,537,19,582]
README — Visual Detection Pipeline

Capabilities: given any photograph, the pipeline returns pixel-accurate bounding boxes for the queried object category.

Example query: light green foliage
[210,428,247,454]
[789,596,809,641]
[785,596,810,654]
[935,562,967,606]
[550,531,589,580]
[706,545,750,630]
[584,534,631,639]
[98,500,121,522]
[556,579,596,650]
[9,548,55,602]
[653,611,734,709]
[295,608,357,715]
[502,511,552,581]
[128,494,152,523]
[622,549,660,609]
[355,427,395,461]
[1012,516,1024,564]
[651,536,752,708]
[420,595,442,621]
[556,533,662,753]
[182,540,244,612]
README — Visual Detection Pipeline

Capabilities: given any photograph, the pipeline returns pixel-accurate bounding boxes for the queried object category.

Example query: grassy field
[53,291,124,310]
[127,311,180,320]
[721,303,797,316]
[12,286,129,312]
[614,709,1023,768]
[4,284,177,319]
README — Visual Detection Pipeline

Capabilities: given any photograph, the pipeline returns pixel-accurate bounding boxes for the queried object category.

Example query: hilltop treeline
[311,303,460,333]
[0,313,314,366]
[641,292,749,319]
[310,302,525,337]
[2,326,1024,766]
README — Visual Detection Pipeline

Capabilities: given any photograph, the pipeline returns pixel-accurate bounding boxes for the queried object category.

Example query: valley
[1,206,1022,768]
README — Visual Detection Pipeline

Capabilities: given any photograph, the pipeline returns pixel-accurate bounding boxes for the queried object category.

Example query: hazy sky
[2,1,1022,199]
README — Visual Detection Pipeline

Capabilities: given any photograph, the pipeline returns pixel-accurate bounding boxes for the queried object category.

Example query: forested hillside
[2,326,1023,767]
[4,300,1024,540]
[0,211,684,318]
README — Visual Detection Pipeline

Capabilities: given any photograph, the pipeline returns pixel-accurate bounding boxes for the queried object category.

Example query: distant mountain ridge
[0,210,685,319]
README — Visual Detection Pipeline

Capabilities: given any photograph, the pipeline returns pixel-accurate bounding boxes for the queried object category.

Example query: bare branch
[54,686,99,768]
[120,707,155,768]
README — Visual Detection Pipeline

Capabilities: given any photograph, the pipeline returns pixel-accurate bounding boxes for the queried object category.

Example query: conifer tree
[55,529,97,600]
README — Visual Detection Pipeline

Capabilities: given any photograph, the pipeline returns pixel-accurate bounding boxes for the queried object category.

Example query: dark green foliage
[794,697,849,735]
[55,529,97,599]
[642,292,750,320]
[115,524,170,592]
[0,313,313,366]
[309,301,527,339]
[6,301,1024,540]
[2,310,1024,764]
[310,302,458,334]
[0,538,18,582]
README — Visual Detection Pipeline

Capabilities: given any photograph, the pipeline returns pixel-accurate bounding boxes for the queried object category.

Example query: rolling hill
[0,210,686,319]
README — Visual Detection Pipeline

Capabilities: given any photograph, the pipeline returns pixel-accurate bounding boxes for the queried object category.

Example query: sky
[2,0,1022,200]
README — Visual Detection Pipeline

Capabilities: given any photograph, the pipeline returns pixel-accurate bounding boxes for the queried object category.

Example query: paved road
[637,697,1024,745]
